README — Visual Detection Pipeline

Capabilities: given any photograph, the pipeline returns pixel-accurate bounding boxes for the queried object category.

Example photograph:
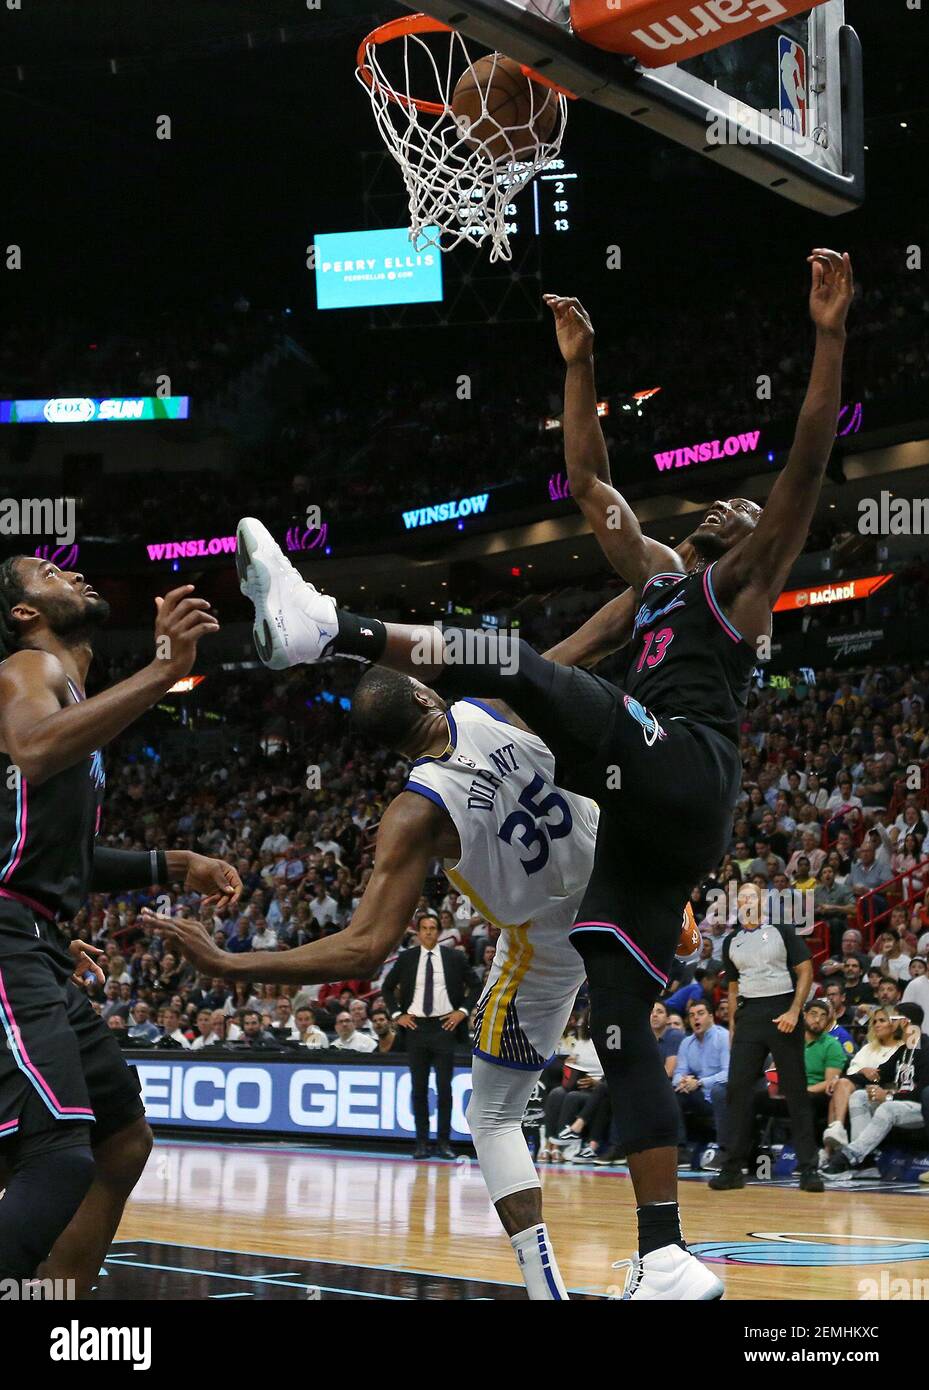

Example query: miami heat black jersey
[0,678,105,920]
[622,563,758,744]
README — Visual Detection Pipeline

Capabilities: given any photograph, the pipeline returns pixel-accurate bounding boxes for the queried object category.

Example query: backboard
[397,0,864,214]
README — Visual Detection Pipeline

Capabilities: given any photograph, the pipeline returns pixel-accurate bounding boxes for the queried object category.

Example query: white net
[357,19,568,264]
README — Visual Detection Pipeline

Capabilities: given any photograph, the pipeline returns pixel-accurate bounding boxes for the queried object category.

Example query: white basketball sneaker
[236,516,339,670]
[611,1245,724,1301]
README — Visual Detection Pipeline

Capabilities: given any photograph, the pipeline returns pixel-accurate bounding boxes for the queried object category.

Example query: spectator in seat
[876,976,904,1009]
[813,867,858,955]
[190,1006,219,1049]
[293,1005,329,1048]
[786,830,826,880]
[371,1006,404,1054]
[127,1001,161,1043]
[651,1000,684,1079]
[823,981,857,1033]
[821,1008,907,1154]
[672,999,730,1159]
[308,881,341,932]
[661,965,724,1020]
[903,958,929,1034]
[161,1006,191,1049]
[822,1003,929,1179]
[331,1010,378,1053]
[820,926,870,979]
[226,918,254,955]
[238,1009,279,1049]
[870,927,912,984]
[803,1001,847,1127]
[849,838,891,929]
[349,997,375,1036]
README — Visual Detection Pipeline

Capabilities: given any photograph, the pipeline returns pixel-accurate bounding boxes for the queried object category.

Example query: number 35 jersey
[404,698,599,934]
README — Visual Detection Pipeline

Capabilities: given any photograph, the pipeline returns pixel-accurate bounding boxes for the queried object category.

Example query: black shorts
[0,901,144,1148]
[438,641,741,997]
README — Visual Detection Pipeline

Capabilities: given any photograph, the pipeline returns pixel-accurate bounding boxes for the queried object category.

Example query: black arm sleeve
[722,934,738,981]
[779,924,811,968]
[92,847,168,892]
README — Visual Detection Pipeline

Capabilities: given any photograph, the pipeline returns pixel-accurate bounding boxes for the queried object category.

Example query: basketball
[677,902,701,959]
[451,53,558,161]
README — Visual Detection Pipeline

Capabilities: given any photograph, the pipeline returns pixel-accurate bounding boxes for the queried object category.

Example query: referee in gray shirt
[709,883,823,1193]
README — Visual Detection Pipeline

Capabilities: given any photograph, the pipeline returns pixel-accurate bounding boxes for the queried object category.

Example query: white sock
[510,1223,569,1301]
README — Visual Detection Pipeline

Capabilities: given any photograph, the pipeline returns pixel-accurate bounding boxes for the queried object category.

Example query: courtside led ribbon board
[773,574,893,613]
[314,227,443,310]
[0,396,190,424]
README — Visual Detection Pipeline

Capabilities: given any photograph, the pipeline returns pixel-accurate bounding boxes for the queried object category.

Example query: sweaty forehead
[728,497,761,516]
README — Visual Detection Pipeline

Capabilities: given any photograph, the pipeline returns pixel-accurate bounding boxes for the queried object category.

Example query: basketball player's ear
[10,600,39,626]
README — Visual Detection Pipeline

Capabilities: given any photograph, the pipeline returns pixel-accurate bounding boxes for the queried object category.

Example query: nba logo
[778,36,807,137]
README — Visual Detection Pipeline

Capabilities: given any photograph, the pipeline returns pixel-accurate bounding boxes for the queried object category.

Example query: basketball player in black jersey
[230,248,852,1298]
[0,557,239,1292]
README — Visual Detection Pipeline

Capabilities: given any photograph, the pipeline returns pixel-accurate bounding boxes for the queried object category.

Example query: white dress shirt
[410,946,453,1018]
[332,1029,377,1052]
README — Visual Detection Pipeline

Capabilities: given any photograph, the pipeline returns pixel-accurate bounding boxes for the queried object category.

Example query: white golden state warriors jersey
[404,698,598,929]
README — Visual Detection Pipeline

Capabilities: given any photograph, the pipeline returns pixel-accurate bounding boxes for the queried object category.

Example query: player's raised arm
[149,792,445,985]
[713,250,853,628]
[544,294,683,592]
[0,584,218,785]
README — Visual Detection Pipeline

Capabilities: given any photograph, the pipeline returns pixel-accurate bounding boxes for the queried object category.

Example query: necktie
[423,951,434,1016]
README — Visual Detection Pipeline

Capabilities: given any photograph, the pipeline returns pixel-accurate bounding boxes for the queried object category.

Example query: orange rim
[356,11,576,116]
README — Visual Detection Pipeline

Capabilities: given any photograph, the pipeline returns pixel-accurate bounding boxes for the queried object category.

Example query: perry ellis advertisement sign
[130,1057,474,1141]
[313,227,444,310]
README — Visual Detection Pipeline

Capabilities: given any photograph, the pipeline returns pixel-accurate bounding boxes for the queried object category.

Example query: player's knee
[97,1119,154,1191]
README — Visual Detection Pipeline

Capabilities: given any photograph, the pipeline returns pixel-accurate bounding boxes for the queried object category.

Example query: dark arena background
[1,0,928,1354]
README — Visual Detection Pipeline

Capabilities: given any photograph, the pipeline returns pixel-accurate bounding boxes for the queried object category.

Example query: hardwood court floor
[101,1138,929,1301]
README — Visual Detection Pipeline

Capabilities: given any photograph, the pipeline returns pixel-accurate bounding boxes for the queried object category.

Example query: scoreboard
[499,158,581,241]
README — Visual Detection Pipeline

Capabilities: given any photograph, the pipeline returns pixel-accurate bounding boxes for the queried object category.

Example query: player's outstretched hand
[180,851,243,910]
[69,939,107,988]
[543,294,595,364]
[153,584,220,680]
[141,908,226,975]
[806,249,854,337]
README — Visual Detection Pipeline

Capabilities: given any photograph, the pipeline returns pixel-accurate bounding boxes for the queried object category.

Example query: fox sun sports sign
[130,1058,474,1141]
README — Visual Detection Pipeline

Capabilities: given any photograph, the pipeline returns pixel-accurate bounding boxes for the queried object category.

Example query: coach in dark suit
[382,913,481,1158]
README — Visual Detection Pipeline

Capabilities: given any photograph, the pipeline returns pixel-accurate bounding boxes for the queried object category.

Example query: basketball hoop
[356,14,571,264]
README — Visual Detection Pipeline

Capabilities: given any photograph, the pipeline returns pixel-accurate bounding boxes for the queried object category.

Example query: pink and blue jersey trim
[0,966,95,1123]
[569,920,670,988]
[702,562,743,644]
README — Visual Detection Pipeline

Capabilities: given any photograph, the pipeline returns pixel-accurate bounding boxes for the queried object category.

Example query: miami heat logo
[623,695,666,746]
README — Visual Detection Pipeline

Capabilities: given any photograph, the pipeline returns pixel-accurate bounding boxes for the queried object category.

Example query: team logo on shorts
[623,695,666,746]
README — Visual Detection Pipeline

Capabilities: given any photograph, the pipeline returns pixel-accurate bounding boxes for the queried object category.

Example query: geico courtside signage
[0,396,190,424]
[130,1058,474,1141]
[773,574,893,613]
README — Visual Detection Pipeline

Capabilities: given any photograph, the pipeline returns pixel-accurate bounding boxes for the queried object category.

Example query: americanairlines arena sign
[773,574,893,613]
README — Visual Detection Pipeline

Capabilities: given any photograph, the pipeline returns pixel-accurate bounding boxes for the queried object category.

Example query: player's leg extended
[236,517,614,789]
[468,1058,571,1301]
[0,1098,95,1282]
[36,984,152,1295]
[571,864,724,1301]
[469,930,584,1300]
[37,1116,153,1296]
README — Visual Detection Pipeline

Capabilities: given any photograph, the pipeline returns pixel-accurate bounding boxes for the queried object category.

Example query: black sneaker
[435,1141,456,1160]
[593,1145,622,1166]
[412,1143,430,1159]
[798,1167,825,1192]
[820,1153,852,1178]
[708,1168,745,1190]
